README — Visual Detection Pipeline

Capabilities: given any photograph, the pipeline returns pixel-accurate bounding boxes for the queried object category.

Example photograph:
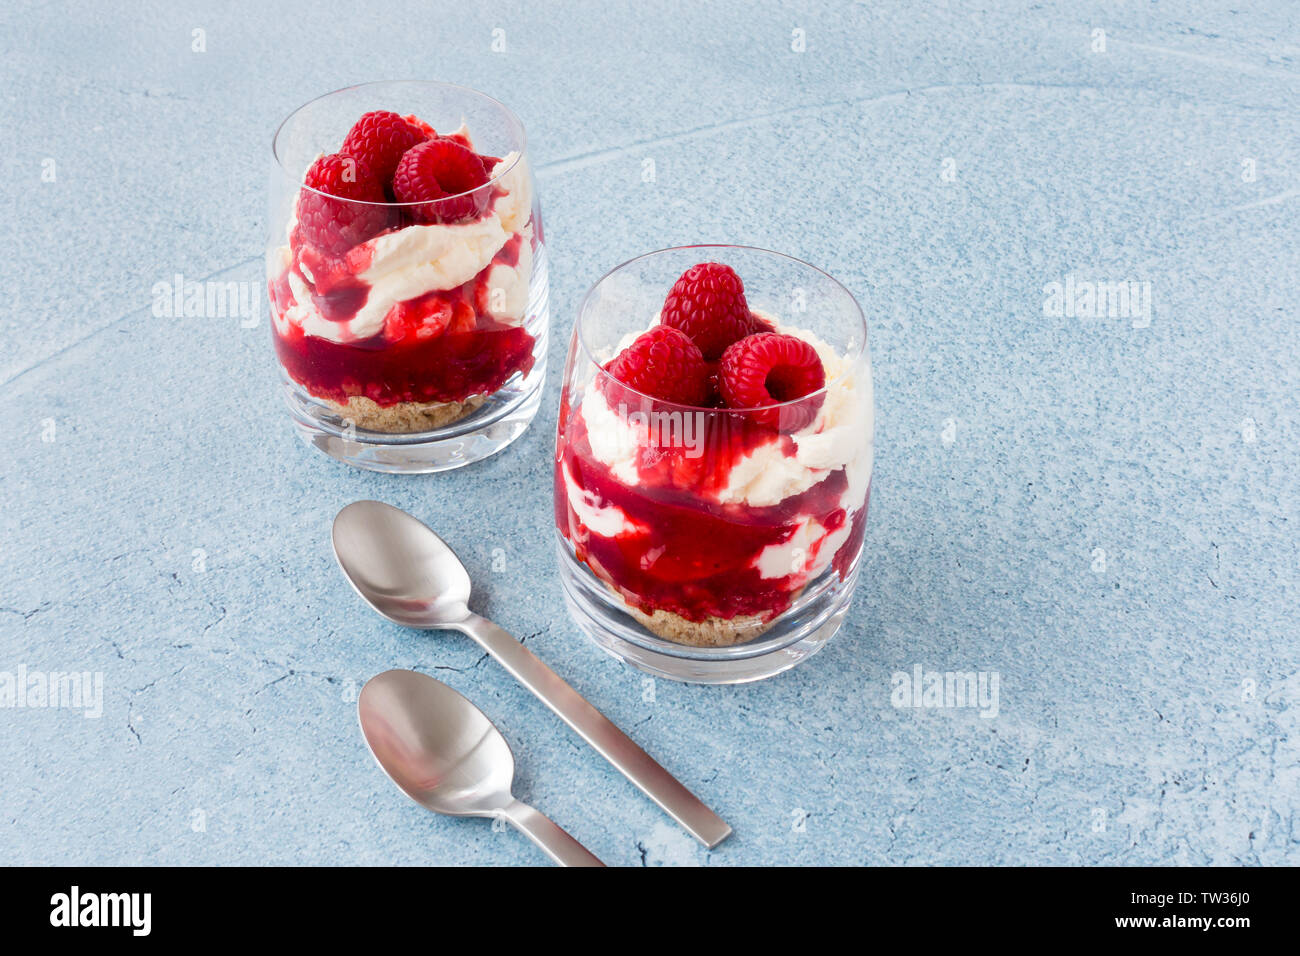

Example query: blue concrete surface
[2,0,1298,866]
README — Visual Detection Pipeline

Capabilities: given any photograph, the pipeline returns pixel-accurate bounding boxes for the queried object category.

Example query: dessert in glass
[267,82,547,472]
[554,246,874,683]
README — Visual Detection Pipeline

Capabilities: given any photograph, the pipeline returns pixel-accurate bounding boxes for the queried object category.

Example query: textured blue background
[2,1,1297,866]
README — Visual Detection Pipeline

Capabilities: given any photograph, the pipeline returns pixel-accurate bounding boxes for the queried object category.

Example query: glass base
[556,535,860,684]
[281,360,544,474]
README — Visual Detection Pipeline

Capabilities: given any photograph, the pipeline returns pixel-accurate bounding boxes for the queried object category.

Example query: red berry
[448,300,477,334]
[392,139,490,223]
[297,153,393,254]
[340,111,429,185]
[718,332,826,430]
[702,360,725,407]
[604,326,710,406]
[401,114,437,139]
[383,296,452,343]
[441,129,474,149]
[661,262,759,360]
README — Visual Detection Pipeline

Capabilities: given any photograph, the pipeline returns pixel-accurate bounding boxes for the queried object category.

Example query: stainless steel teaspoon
[332,500,731,849]
[358,668,604,866]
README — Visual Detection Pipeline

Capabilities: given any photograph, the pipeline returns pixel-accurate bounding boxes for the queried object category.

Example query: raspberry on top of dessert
[267,110,537,420]
[556,261,872,644]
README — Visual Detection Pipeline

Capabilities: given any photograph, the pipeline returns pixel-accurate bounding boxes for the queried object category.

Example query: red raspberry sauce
[555,396,868,623]
[270,231,534,407]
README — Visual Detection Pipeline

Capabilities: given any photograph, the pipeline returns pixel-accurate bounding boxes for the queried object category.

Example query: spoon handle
[500,799,605,867]
[459,613,732,849]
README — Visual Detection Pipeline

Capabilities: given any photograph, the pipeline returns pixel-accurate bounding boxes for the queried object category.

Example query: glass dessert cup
[267,81,548,473]
[554,246,874,684]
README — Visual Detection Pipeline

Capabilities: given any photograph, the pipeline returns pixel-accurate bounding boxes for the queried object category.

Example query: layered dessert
[268,110,536,431]
[555,262,872,647]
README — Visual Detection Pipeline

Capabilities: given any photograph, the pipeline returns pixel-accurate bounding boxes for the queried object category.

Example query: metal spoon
[333,500,732,849]
[358,668,604,866]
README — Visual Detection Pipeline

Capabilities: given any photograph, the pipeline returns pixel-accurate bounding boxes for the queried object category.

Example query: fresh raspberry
[381,294,478,343]
[340,111,429,184]
[661,262,759,360]
[402,114,437,138]
[392,139,490,224]
[440,128,474,149]
[448,299,477,335]
[718,332,826,430]
[604,326,710,406]
[702,360,725,407]
[297,153,393,254]
[383,296,452,343]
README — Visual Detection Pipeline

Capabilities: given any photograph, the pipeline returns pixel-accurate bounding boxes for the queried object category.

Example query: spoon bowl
[358,669,603,865]
[333,500,471,628]
[358,668,512,817]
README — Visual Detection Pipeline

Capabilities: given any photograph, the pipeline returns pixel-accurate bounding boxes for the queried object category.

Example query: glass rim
[574,244,868,414]
[271,79,527,209]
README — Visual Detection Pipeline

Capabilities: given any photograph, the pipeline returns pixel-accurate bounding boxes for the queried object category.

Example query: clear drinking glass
[554,246,874,683]
[267,81,547,472]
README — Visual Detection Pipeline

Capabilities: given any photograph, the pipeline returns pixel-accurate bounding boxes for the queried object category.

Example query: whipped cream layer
[716,327,873,507]
[272,148,533,344]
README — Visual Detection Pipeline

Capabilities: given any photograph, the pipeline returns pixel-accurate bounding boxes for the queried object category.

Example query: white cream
[716,327,874,508]
[481,231,533,324]
[752,509,856,581]
[275,148,534,343]
[580,376,644,486]
[560,463,642,538]
[755,516,824,578]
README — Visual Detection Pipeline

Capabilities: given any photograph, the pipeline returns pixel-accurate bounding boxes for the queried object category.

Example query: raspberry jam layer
[555,396,869,625]
[274,312,534,407]
[270,225,534,407]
